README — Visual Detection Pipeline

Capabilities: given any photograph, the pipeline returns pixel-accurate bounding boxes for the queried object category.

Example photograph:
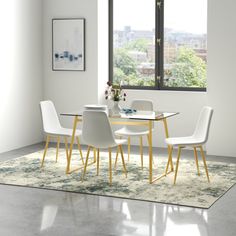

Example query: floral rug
[0,148,235,209]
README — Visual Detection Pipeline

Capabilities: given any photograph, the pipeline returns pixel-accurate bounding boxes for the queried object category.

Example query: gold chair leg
[147,134,154,166]
[97,148,100,176]
[199,146,210,182]
[140,136,143,169]
[174,147,182,185]
[76,136,84,165]
[64,137,69,163]
[114,146,119,169]
[193,147,200,176]
[82,146,91,181]
[108,147,112,185]
[119,145,127,177]
[128,137,131,162]
[93,148,97,162]
[165,145,173,175]
[56,136,60,162]
[41,135,50,167]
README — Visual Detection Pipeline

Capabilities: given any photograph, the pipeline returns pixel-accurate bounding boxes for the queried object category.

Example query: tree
[113,67,125,85]
[124,38,151,53]
[166,47,206,88]
[113,48,137,76]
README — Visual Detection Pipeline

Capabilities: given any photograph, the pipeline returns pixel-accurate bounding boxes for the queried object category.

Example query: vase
[111,101,121,115]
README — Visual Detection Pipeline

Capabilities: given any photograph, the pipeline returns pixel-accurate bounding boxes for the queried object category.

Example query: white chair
[82,110,127,185]
[40,100,84,169]
[114,99,153,169]
[165,106,213,184]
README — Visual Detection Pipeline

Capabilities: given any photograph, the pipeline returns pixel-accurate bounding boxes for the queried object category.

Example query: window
[109,0,207,91]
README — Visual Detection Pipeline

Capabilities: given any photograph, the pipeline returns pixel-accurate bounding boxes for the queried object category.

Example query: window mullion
[156,0,164,89]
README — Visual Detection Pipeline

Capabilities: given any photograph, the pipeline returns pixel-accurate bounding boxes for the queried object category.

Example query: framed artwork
[52,18,85,71]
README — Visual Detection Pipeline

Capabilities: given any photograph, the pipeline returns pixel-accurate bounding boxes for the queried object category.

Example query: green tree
[113,67,125,85]
[114,48,137,76]
[166,47,206,88]
[124,39,151,53]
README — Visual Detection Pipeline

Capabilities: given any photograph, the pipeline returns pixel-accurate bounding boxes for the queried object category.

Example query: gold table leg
[163,118,174,171]
[148,121,153,184]
[148,118,174,184]
[66,116,78,174]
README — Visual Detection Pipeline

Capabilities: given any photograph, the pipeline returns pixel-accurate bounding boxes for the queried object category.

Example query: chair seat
[115,139,127,146]
[46,128,82,137]
[115,127,154,137]
[91,139,127,149]
[166,136,205,146]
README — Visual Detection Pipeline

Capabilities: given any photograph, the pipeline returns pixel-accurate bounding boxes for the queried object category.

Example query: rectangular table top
[61,110,179,121]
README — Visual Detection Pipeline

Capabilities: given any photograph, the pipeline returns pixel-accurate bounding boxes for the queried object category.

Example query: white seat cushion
[115,127,154,137]
[166,136,204,146]
[91,139,127,149]
[46,128,82,137]
[115,139,127,146]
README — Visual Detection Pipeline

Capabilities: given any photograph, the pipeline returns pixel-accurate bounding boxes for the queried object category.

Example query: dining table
[61,109,179,184]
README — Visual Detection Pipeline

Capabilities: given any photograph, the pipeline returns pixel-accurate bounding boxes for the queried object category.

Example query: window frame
[109,0,206,92]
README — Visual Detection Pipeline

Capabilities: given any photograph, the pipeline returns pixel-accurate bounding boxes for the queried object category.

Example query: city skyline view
[112,0,207,88]
[114,0,207,34]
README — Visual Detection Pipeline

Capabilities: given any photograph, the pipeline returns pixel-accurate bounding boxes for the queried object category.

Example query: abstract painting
[52,18,85,71]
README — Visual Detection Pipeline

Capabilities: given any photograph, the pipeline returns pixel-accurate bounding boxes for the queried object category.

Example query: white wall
[207,0,236,157]
[43,0,98,129]
[0,0,43,153]
[98,0,109,104]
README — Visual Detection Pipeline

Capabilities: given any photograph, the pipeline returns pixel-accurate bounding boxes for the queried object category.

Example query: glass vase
[112,101,121,115]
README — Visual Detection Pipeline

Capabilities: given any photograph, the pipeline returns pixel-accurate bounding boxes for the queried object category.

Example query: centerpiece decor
[105,81,126,114]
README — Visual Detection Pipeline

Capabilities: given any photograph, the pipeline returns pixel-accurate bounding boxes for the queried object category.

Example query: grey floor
[0,143,236,236]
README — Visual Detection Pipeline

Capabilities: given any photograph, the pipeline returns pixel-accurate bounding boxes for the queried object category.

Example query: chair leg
[114,146,119,169]
[56,136,60,162]
[174,147,182,185]
[140,136,143,169]
[128,137,131,162]
[199,146,210,182]
[76,136,84,165]
[97,148,100,176]
[169,147,174,171]
[165,145,173,175]
[193,147,200,176]
[119,145,127,177]
[147,134,155,166]
[82,146,91,181]
[93,148,97,162]
[41,135,50,167]
[64,137,69,163]
[108,148,112,185]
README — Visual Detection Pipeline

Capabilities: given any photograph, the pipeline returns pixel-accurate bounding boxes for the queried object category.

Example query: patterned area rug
[0,148,235,209]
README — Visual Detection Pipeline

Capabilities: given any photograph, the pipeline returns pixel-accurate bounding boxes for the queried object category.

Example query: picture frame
[52,18,85,71]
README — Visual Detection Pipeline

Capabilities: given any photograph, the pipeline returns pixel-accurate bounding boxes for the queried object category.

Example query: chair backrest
[131,99,153,111]
[82,110,116,148]
[193,106,213,143]
[40,100,62,134]
[125,99,154,132]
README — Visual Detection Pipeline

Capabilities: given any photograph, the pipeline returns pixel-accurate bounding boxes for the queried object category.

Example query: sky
[114,0,207,34]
